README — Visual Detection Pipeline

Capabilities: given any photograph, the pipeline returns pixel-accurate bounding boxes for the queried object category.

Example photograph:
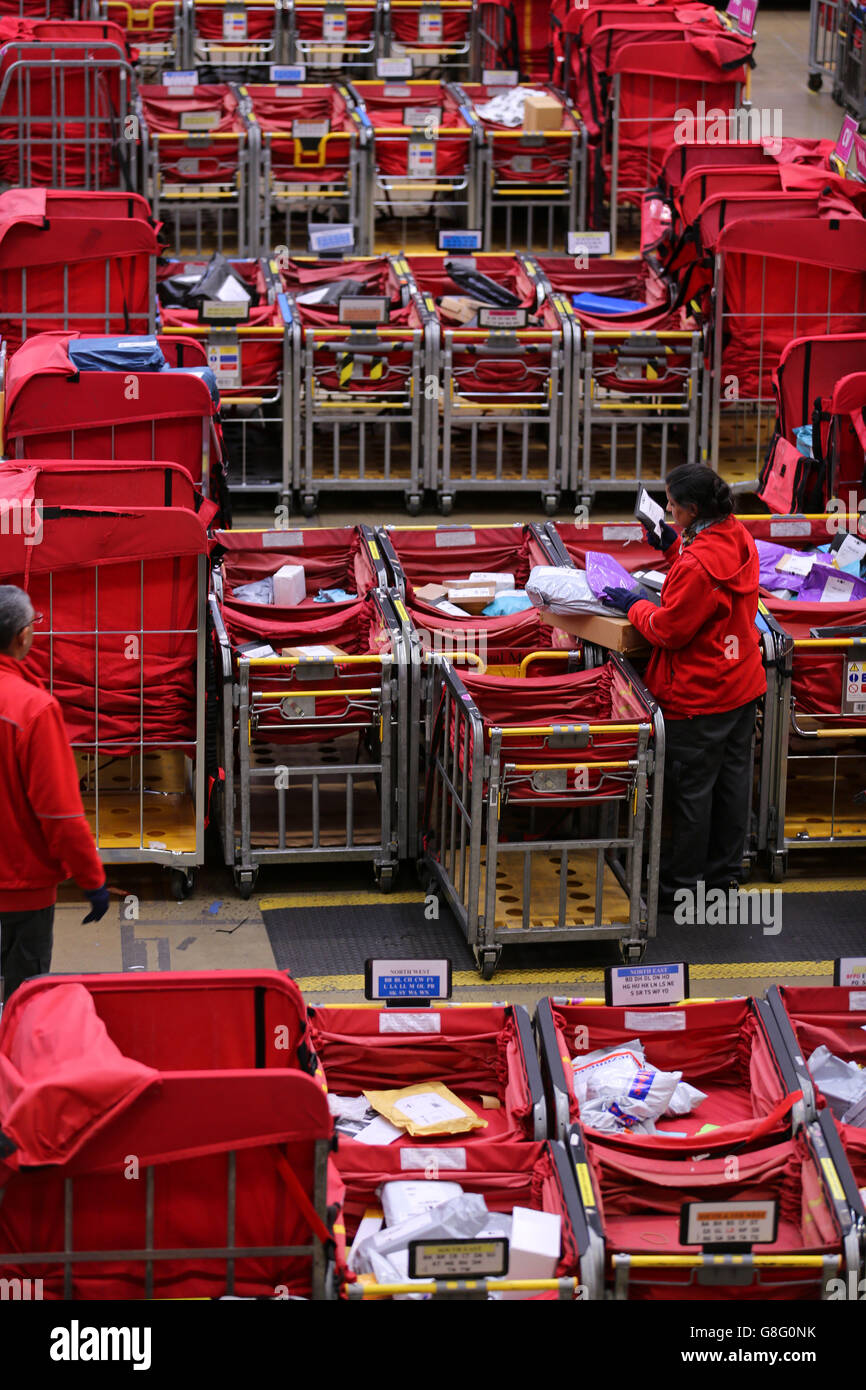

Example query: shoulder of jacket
[1,673,59,729]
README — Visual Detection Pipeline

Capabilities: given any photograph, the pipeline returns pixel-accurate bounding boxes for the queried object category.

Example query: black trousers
[659,699,757,903]
[0,905,55,1002]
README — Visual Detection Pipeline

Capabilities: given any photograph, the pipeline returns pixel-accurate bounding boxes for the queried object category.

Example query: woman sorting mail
[602,464,766,914]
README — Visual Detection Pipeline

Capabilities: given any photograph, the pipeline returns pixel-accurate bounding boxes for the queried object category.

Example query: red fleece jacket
[628,515,767,718]
[0,654,105,911]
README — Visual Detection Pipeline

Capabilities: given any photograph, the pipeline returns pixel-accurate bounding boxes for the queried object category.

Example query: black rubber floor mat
[262,890,865,977]
[262,901,477,975]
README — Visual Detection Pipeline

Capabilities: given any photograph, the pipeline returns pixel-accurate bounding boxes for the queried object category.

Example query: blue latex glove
[603,585,648,614]
[643,520,678,552]
[82,882,110,924]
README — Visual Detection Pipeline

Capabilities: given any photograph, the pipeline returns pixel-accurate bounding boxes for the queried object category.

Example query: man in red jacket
[603,465,766,911]
[0,586,109,1000]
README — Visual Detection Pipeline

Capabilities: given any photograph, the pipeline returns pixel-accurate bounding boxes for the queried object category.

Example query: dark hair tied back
[666,463,734,520]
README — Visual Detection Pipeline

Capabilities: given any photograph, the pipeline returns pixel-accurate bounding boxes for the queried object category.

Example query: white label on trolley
[568,230,611,257]
[400,1147,467,1171]
[308,223,355,252]
[179,110,221,132]
[177,157,201,176]
[482,68,518,86]
[602,525,644,541]
[405,105,440,128]
[408,140,436,173]
[323,5,347,39]
[434,529,476,547]
[382,83,412,97]
[478,307,527,329]
[293,119,331,139]
[163,69,198,93]
[409,1238,508,1279]
[843,659,866,715]
[276,86,305,97]
[418,6,443,41]
[770,519,811,538]
[263,529,305,547]
[510,155,534,174]
[366,957,452,999]
[223,6,248,39]
[837,957,866,988]
[850,992,866,1011]
[207,339,241,388]
[377,56,413,79]
[271,63,306,82]
[681,1199,777,1247]
[605,962,688,1007]
[624,1009,686,1032]
[379,1011,442,1033]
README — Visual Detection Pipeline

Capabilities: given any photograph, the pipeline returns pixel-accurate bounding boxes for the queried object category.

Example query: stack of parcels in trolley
[415,571,533,617]
[571,1040,708,1135]
[754,534,866,602]
[348,1180,561,1299]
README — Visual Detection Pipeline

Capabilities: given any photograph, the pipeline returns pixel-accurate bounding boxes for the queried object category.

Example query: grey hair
[0,585,35,651]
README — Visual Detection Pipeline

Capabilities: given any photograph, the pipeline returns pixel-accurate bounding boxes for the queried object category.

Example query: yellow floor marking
[260,891,425,910]
[293,960,833,993]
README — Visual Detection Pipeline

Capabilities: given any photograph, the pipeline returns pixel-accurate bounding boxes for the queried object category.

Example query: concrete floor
[46,10,864,1013]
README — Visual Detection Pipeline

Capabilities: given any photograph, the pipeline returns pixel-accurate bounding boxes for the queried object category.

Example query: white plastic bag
[526,565,609,616]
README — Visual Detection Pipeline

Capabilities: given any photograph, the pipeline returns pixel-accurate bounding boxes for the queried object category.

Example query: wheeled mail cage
[536,994,805,1150]
[340,1140,601,1300]
[283,253,426,515]
[690,195,866,482]
[381,0,477,80]
[535,254,702,511]
[835,0,866,115]
[0,20,136,188]
[210,525,407,896]
[455,80,584,253]
[1,330,229,508]
[0,971,343,1299]
[158,256,292,499]
[94,0,186,77]
[137,78,255,254]
[189,0,282,78]
[378,519,560,856]
[568,1120,862,1300]
[0,188,158,354]
[284,0,380,78]
[246,80,365,255]
[419,651,660,977]
[0,481,209,893]
[407,251,570,513]
[349,78,478,248]
[808,0,842,93]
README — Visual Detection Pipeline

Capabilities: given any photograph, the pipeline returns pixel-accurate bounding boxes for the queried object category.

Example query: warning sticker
[843,659,866,715]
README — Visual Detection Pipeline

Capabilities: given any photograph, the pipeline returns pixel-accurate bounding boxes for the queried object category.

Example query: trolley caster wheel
[543,493,560,516]
[619,939,646,965]
[172,869,195,902]
[739,858,752,885]
[233,869,257,900]
[301,494,317,518]
[437,494,454,516]
[406,493,423,517]
[768,854,787,884]
[376,865,397,894]
[807,72,823,91]
[478,950,500,981]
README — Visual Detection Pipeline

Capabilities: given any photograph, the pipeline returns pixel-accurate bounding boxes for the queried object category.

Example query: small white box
[469,571,516,593]
[272,563,306,607]
[500,1206,561,1298]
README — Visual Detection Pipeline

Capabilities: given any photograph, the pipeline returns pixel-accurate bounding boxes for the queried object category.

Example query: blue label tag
[379,975,440,997]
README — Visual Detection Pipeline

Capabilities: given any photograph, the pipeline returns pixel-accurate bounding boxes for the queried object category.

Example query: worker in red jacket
[0,586,109,1000]
[603,465,766,913]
